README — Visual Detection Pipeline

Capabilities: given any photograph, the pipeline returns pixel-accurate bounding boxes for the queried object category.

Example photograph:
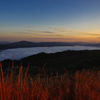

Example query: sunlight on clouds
[49,26,100,37]
[49,26,68,32]
[0,33,100,43]
[26,29,57,34]
[1,27,100,43]
[27,35,100,43]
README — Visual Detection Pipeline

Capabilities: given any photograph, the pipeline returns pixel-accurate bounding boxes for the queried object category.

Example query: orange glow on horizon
[0,35,100,43]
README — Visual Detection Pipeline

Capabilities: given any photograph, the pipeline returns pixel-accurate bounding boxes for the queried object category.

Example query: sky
[0,0,100,43]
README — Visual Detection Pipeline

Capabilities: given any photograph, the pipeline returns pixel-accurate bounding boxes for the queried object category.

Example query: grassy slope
[0,63,100,100]
[0,50,100,99]
[1,50,100,76]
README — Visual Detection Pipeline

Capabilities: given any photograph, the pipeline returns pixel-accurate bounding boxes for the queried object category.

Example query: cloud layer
[1,46,100,61]
[1,26,100,43]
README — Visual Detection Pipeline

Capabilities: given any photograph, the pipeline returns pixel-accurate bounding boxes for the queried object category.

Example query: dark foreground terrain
[1,50,100,76]
[0,50,100,100]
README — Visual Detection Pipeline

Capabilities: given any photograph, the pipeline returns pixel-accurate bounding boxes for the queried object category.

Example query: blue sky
[0,0,100,43]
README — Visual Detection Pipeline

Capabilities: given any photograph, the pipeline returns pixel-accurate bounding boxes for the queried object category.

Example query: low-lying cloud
[1,46,100,61]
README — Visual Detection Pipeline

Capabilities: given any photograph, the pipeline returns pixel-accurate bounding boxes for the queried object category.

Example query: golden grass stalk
[0,62,100,100]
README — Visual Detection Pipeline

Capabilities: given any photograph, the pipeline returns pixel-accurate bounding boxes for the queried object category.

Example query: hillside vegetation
[1,50,100,99]
[2,50,100,75]
[0,63,100,100]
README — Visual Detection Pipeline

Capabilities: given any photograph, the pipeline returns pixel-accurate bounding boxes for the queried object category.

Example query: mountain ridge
[0,41,100,50]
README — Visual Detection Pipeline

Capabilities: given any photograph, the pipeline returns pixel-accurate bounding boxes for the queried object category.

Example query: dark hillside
[20,50,100,69]
[0,41,74,50]
[1,50,100,76]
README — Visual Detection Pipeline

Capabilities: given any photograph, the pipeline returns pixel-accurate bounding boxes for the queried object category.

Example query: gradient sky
[0,0,100,43]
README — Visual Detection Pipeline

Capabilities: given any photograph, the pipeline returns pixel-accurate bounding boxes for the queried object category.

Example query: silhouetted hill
[20,50,100,69]
[0,42,10,44]
[0,44,3,47]
[0,41,100,50]
[1,50,100,75]
[0,41,74,50]
[0,44,4,51]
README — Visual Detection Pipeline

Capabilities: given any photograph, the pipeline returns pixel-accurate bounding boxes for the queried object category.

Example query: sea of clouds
[0,46,100,61]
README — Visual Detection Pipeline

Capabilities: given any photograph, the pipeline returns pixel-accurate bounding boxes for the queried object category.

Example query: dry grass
[0,62,100,100]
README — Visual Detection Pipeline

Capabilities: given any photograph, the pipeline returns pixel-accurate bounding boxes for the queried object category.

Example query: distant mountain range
[0,41,100,50]
[0,42,10,44]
